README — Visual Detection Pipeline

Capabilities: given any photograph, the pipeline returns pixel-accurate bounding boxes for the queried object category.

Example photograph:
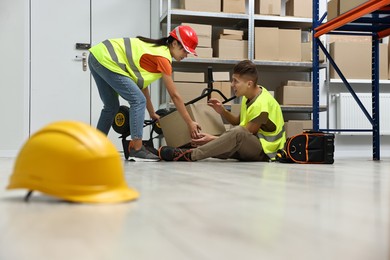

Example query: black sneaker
[158,146,192,161]
[122,139,159,161]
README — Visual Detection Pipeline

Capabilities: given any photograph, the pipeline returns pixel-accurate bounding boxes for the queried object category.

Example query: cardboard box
[340,0,368,15]
[330,42,388,80]
[285,80,312,87]
[219,29,244,36]
[173,82,208,104]
[180,0,221,12]
[213,71,230,81]
[279,29,301,62]
[285,120,313,137]
[220,34,243,40]
[276,85,312,105]
[380,43,388,80]
[189,47,213,58]
[255,0,281,15]
[388,42,390,79]
[301,42,325,62]
[223,0,246,13]
[173,72,205,83]
[198,36,212,48]
[214,39,248,59]
[255,27,279,61]
[329,42,369,79]
[328,35,372,43]
[286,0,312,18]
[160,103,226,147]
[212,82,232,104]
[327,0,339,21]
[181,23,212,38]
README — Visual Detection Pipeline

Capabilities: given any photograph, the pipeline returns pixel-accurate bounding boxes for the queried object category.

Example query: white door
[91,0,151,149]
[30,0,152,150]
[30,0,91,134]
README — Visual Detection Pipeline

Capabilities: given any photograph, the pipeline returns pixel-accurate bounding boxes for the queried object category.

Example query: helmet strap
[24,190,33,202]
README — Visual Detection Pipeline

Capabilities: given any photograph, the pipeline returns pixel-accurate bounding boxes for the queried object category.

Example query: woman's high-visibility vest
[89,38,172,89]
[240,87,286,159]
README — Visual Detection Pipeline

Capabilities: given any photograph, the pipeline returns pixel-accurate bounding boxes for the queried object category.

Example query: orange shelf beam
[314,0,390,38]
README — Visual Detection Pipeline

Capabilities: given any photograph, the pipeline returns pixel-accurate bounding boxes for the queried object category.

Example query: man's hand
[207,98,225,115]
[191,132,217,146]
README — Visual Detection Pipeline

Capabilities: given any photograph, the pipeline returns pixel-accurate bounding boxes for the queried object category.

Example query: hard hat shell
[7,121,139,203]
[169,25,198,55]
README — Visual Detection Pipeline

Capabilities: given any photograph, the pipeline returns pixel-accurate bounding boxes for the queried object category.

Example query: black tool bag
[276,131,335,164]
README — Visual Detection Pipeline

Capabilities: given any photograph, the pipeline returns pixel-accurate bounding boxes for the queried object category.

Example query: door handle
[75,52,87,71]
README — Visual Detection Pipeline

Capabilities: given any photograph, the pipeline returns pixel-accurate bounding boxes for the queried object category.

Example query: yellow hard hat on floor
[7,121,139,203]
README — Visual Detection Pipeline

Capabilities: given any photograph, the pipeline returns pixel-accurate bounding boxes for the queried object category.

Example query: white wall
[0,0,30,157]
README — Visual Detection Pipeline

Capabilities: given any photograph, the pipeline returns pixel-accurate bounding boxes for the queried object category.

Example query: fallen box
[159,103,226,147]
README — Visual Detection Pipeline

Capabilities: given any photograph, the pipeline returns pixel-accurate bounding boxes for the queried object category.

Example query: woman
[88,25,201,161]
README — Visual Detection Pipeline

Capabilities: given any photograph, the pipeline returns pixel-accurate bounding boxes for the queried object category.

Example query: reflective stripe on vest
[102,38,144,89]
[257,126,286,142]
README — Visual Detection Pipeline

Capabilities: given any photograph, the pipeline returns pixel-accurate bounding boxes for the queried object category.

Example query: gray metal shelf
[253,14,313,29]
[172,58,325,72]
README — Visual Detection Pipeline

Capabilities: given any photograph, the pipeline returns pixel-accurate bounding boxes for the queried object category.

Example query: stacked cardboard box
[182,22,213,58]
[255,27,301,62]
[329,41,388,80]
[210,71,232,104]
[339,0,368,15]
[159,103,226,147]
[276,80,312,106]
[327,0,340,21]
[286,0,312,18]
[255,0,281,15]
[214,29,248,59]
[301,42,325,63]
[179,0,221,12]
[172,71,207,104]
[222,0,246,14]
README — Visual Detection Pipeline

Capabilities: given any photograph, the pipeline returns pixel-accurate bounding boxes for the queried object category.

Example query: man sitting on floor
[158,60,286,162]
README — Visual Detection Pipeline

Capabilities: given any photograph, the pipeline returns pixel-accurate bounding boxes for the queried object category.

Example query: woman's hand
[191,133,216,146]
[188,121,201,139]
[207,98,225,115]
[149,112,160,121]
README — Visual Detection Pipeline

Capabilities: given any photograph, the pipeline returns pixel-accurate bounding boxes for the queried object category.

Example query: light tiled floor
[0,156,389,260]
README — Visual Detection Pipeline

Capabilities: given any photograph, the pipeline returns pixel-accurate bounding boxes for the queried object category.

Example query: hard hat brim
[7,182,140,204]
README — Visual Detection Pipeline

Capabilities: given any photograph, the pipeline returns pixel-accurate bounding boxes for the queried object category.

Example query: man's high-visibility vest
[240,87,286,159]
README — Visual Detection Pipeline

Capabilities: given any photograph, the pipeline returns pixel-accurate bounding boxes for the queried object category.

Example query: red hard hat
[169,25,198,56]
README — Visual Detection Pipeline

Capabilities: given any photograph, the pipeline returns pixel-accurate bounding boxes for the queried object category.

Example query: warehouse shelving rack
[312,0,390,160]
[159,0,327,117]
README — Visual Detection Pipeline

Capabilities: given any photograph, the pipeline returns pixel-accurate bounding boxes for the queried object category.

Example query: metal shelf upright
[312,0,390,160]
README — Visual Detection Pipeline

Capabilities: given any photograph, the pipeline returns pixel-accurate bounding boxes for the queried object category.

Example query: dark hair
[233,60,258,85]
[136,35,176,47]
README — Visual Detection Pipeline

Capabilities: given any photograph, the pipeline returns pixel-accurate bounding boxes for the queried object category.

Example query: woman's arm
[162,73,201,138]
[142,87,159,120]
